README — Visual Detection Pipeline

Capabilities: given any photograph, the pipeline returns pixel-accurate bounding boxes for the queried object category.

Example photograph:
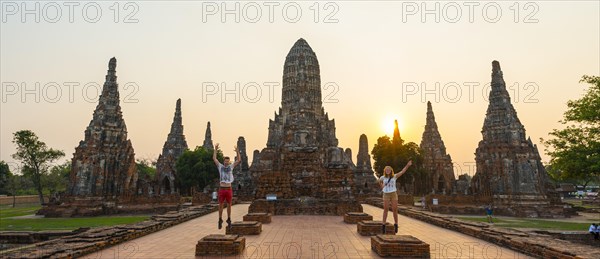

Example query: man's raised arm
[213,143,220,166]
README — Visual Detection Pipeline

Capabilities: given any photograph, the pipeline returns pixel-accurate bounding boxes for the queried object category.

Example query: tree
[0,161,11,195]
[457,173,472,183]
[543,75,600,189]
[12,130,65,204]
[175,146,222,196]
[371,135,425,194]
[44,162,70,196]
[136,159,157,180]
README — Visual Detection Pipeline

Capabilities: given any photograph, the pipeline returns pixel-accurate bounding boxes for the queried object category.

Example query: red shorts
[218,188,233,204]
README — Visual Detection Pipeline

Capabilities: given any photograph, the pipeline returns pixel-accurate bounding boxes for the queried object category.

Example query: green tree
[457,173,472,183]
[43,162,70,196]
[136,159,157,180]
[175,146,222,196]
[543,75,600,189]
[0,161,11,195]
[12,130,65,204]
[371,135,425,194]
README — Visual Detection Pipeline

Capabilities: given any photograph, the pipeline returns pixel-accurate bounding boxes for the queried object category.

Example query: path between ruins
[83,204,529,259]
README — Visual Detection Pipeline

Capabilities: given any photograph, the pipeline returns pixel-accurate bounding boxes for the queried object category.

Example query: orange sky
[1,1,598,177]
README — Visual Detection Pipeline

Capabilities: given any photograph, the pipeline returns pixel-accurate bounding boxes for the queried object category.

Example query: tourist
[213,143,242,230]
[589,223,599,240]
[485,204,494,224]
[379,160,413,234]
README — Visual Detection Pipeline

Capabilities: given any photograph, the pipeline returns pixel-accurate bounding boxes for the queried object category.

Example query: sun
[381,116,401,136]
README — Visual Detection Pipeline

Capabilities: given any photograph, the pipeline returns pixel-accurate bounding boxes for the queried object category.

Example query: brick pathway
[83,204,530,259]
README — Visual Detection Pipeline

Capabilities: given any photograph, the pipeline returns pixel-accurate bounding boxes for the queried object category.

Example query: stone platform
[249,198,362,216]
[343,212,373,224]
[243,212,272,223]
[80,204,538,259]
[195,234,245,256]
[357,220,394,236]
[37,196,180,217]
[371,234,430,258]
[225,221,262,235]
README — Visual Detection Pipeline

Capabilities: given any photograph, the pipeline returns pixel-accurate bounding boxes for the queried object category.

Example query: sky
[1,1,599,177]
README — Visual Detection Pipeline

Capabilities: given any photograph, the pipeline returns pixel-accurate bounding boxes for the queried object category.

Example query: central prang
[249,39,361,215]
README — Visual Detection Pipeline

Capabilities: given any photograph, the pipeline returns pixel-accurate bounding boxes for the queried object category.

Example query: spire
[427,101,433,113]
[162,98,187,154]
[69,57,136,197]
[282,38,322,114]
[392,119,401,144]
[357,134,372,170]
[266,38,339,149]
[420,101,448,156]
[106,57,117,83]
[168,98,183,136]
[425,101,439,135]
[419,101,454,194]
[491,60,505,90]
[89,57,125,137]
[236,136,249,171]
[473,60,550,196]
[202,121,214,150]
[482,60,524,143]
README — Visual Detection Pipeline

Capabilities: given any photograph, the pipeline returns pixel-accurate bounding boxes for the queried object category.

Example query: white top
[218,163,235,184]
[589,225,597,232]
[380,175,397,193]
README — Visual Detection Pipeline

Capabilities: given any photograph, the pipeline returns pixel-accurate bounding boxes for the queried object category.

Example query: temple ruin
[233,136,253,200]
[470,60,565,217]
[249,38,361,215]
[68,57,137,197]
[155,99,188,195]
[353,134,379,198]
[420,101,455,195]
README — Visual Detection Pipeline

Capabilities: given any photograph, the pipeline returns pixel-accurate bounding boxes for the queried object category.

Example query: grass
[0,216,150,231]
[456,216,592,231]
[0,204,149,231]
[563,199,600,209]
[0,204,41,218]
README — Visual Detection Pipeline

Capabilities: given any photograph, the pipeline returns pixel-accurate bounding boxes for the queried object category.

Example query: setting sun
[381,116,402,136]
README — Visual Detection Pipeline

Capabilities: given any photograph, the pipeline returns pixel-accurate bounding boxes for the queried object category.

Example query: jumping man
[213,143,241,229]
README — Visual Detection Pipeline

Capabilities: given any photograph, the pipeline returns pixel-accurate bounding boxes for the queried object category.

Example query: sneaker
[382,224,386,234]
[394,224,398,233]
[218,218,223,229]
[226,218,232,229]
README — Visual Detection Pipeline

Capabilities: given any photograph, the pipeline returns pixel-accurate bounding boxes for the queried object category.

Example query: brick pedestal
[371,235,430,258]
[243,212,272,223]
[225,221,262,235]
[343,212,373,224]
[195,234,245,256]
[357,220,394,236]
[248,199,362,215]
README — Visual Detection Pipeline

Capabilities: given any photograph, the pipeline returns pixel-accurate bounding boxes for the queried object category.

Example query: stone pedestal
[343,212,372,224]
[225,221,262,235]
[243,212,272,223]
[249,199,362,216]
[195,234,245,256]
[357,220,394,236]
[371,235,430,258]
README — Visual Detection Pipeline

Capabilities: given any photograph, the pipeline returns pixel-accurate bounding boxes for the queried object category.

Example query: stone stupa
[249,39,361,215]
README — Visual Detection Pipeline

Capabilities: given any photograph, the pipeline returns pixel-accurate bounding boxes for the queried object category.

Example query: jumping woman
[378,160,413,234]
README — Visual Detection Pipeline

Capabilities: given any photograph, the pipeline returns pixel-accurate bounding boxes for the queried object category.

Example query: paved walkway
[83,204,530,259]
